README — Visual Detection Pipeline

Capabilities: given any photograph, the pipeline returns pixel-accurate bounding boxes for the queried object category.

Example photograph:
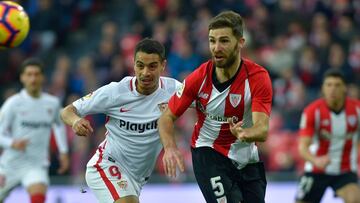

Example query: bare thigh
[336,183,360,203]
[114,195,139,203]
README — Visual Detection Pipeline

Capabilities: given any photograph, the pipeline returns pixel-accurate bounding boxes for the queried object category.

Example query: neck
[26,89,41,98]
[215,57,241,83]
[326,98,345,112]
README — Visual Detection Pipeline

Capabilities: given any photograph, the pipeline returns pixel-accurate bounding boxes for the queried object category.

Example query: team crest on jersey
[176,80,185,98]
[347,115,357,127]
[81,92,93,101]
[117,180,128,190]
[158,102,168,112]
[229,94,241,108]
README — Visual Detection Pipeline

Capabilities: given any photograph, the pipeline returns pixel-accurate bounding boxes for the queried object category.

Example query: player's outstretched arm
[60,104,93,137]
[158,108,185,178]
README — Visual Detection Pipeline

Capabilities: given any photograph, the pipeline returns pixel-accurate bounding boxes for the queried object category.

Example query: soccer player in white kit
[0,58,69,203]
[60,38,181,203]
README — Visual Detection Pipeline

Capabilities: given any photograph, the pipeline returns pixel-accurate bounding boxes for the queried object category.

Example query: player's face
[20,65,44,95]
[322,76,346,106]
[134,52,165,95]
[209,27,244,69]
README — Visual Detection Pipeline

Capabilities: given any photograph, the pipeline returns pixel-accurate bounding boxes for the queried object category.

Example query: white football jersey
[73,76,181,182]
[0,89,68,169]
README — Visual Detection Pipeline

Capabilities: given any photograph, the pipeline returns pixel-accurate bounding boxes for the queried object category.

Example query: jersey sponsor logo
[120,108,130,113]
[119,119,157,133]
[229,94,241,108]
[21,121,51,128]
[176,80,185,98]
[157,102,168,112]
[196,101,232,123]
[347,115,357,127]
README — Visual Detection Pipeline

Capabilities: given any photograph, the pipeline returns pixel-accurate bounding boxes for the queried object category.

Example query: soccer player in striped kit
[296,69,360,203]
[0,58,69,203]
[158,11,273,203]
[61,38,181,203]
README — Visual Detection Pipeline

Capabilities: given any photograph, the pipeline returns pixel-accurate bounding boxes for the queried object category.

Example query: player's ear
[161,59,167,71]
[238,37,245,49]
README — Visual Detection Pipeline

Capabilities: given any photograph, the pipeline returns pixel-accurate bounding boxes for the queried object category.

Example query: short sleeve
[73,83,115,117]
[168,70,202,117]
[299,107,315,137]
[249,71,273,116]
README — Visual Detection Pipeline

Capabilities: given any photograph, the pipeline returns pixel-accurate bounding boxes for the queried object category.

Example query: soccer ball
[0,1,29,48]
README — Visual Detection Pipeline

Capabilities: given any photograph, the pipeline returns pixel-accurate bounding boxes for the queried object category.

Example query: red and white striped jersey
[168,59,272,169]
[299,98,360,175]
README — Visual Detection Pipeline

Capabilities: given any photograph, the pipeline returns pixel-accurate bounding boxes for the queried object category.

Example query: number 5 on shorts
[210,176,224,197]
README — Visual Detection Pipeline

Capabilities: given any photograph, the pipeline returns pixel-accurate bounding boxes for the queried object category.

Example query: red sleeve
[249,71,273,116]
[168,64,207,117]
[299,106,316,137]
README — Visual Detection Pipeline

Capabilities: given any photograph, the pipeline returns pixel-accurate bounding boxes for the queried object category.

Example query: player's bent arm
[244,112,269,142]
[60,104,82,127]
[158,108,178,149]
[298,136,321,166]
[60,104,93,137]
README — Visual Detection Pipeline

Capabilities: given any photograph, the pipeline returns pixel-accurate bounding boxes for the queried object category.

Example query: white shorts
[86,148,142,203]
[0,166,49,200]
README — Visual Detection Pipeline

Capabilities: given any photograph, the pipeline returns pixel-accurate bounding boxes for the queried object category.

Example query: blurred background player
[158,11,272,203]
[0,58,69,203]
[60,38,181,203]
[296,69,360,203]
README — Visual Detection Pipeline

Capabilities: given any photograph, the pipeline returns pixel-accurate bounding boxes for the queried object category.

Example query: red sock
[30,193,45,203]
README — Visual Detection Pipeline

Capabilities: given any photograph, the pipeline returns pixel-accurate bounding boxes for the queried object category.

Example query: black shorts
[295,172,358,203]
[191,147,267,203]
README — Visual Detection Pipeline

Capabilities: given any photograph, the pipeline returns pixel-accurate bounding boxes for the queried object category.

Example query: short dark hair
[134,38,165,61]
[323,68,346,84]
[20,57,45,74]
[208,10,244,38]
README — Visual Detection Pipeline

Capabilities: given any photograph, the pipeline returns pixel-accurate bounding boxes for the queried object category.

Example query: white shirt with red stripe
[0,89,68,169]
[73,76,180,182]
[168,59,273,169]
[299,98,360,175]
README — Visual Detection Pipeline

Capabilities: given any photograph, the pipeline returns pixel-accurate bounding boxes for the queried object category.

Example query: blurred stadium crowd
[0,0,360,184]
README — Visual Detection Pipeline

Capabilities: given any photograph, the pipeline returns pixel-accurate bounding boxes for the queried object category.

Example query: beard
[212,43,239,69]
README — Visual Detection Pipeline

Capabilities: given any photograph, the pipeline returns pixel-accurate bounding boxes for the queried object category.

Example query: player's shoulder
[243,58,269,75]
[346,97,360,106]
[303,99,325,113]
[41,92,61,105]
[159,76,181,93]
[2,92,22,107]
[101,76,133,93]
